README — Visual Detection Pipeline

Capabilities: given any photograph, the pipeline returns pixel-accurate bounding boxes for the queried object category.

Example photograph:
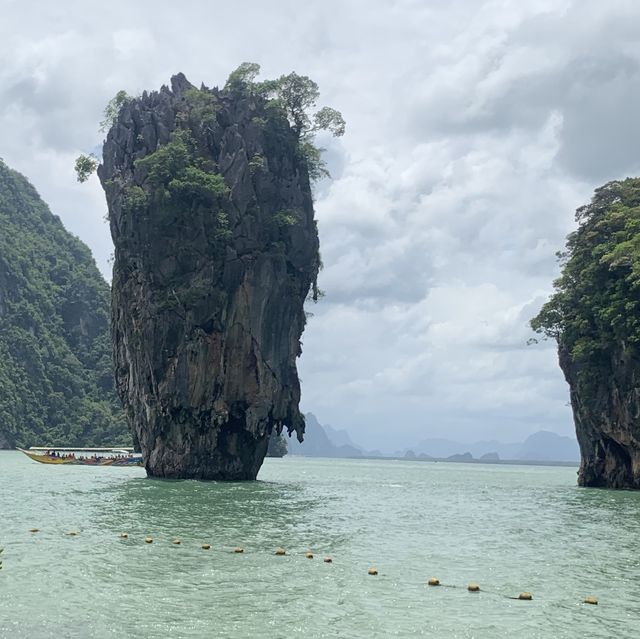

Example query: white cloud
[2,0,638,449]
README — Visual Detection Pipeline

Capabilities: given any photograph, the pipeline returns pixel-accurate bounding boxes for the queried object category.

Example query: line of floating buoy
[20,530,602,607]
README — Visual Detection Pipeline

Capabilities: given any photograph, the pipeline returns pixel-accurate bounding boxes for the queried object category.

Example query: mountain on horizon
[408,430,579,462]
[287,413,364,458]
[289,413,580,463]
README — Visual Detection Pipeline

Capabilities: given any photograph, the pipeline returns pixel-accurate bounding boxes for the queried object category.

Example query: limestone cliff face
[0,159,127,448]
[98,74,319,479]
[560,345,640,488]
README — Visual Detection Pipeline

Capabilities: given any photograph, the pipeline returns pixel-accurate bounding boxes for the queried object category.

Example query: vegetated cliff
[532,179,640,488]
[0,159,128,448]
[98,73,321,479]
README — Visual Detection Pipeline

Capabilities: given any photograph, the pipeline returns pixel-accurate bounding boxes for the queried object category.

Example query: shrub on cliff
[226,63,345,181]
[531,178,640,393]
[76,64,345,186]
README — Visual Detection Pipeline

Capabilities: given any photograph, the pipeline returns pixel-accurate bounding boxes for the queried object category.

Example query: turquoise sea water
[1,451,639,638]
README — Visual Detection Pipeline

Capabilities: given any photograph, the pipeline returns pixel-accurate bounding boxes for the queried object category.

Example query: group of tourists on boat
[45,450,76,459]
[18,447,144,467]
[45,450,137,463]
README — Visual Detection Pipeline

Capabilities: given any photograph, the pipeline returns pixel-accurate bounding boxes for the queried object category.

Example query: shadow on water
[92,476,334,550]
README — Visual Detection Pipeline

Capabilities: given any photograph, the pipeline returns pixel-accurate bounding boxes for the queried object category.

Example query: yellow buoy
[202,543,211,550]
[305,552,314,559]
[518,592,532,601]
[324,556,332,563]
[145,537,153,544]
[467,582,480,592]
[29,528,39,533]
[172,539,181,545]
[120,533,129,539]
[584,596,598,605]
[275,547,286,556]
[368,567,378,576]
[428,577,440,586]
[234,547,244,553]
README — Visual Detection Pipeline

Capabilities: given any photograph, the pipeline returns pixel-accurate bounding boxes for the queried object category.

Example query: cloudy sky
[2,0,640,451]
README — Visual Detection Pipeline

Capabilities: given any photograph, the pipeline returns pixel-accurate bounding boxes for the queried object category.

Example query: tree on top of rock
[225,62,345,181]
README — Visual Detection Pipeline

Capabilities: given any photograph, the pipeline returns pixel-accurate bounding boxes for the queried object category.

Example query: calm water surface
[1,452,639,638]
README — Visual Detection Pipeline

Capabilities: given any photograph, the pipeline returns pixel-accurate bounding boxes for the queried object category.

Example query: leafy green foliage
[169,166,228,201]
[297,141,329,182]
[135,129,191,186]
[121,185,148,215]
[272,209,300,227]
[224,62,345,181]
[0,160,129,448]
[74,154,98,183]
[312,106,346,137]
[184,88,220,130]
[248,153,266,173]
[100,90,133,132]
[135,129,229,205]
[224,62,261,92]
[531,178,640,392]
[75,90,133,183]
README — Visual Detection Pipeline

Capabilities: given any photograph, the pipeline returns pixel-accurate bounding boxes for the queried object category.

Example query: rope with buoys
[14,529,602,607]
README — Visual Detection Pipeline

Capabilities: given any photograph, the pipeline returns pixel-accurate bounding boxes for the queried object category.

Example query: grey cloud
[1,0,633,449]
[404,2,640,183]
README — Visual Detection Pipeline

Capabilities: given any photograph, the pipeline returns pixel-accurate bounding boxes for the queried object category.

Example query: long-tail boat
[17,447,144,467]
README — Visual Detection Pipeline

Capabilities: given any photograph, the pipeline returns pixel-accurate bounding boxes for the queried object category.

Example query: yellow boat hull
[19,450,74,464]
[17,449,143,467]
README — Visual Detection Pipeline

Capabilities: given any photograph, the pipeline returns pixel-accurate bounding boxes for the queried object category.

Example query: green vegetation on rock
[74,154,98,183]
[225,63,345,181]
[100,90,133,132]
[135,129,229,205]
[0,159,128,448]
[531,178,640,393]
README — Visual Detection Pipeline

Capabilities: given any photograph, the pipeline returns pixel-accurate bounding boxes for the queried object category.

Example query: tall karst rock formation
[99,73,320,479]
[532,179,640,488]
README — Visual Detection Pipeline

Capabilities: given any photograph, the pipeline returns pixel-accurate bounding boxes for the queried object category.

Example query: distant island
[283,413,579,465]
